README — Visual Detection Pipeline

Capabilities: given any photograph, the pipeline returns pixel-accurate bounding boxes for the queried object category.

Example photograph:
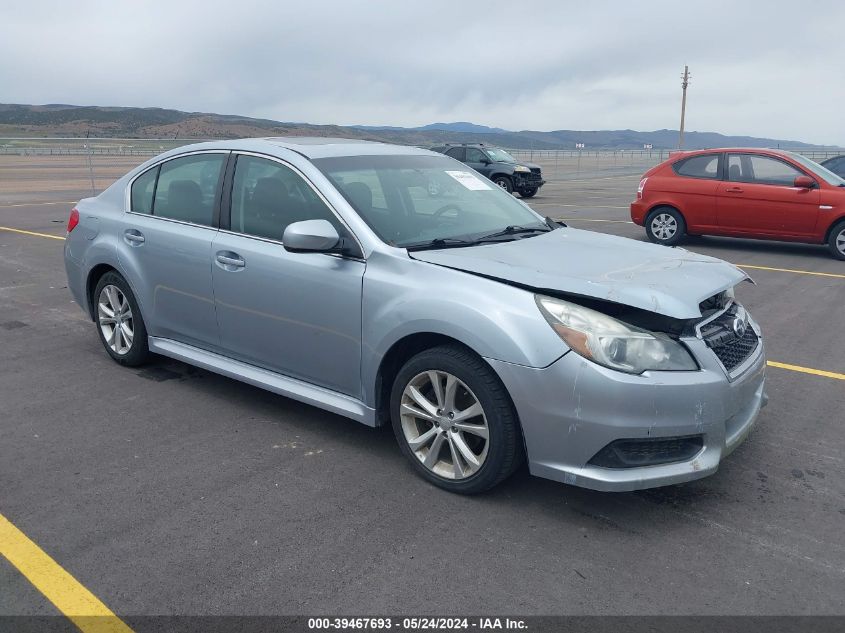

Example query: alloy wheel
[651,213,678,240]
[98,284,134,355]
[399,370,489,480]
[837,229,845,256]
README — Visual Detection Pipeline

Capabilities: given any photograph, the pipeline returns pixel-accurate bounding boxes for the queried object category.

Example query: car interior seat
[245,177,290,239]
[164,180,205,223]
[728,164,742,181]
[343,182,373,216]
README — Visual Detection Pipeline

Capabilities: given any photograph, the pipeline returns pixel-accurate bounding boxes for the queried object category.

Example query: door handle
[215,252,245,269]
[123,229,145,245]
[725,186,744,193]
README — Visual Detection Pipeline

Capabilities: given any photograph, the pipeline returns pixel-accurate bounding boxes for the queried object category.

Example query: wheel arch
[374,332,528,467]
[646,203,684,222]
[85,262,145,323]
[823,215,845,243]
[491,172,513,182]
[374,333,475,426]
[85,263,119,320]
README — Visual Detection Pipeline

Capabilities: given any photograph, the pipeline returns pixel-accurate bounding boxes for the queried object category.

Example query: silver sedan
[64,138,767,493]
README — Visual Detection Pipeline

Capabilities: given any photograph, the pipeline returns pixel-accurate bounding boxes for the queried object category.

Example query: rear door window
[445,147,466,161]
[152,153,226,226]
[674,154,720,179]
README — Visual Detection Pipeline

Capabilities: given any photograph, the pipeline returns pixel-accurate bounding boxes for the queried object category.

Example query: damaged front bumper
[513,172,545,191]
[486,321,767,492]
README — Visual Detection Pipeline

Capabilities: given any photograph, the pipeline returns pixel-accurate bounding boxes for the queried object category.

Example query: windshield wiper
[404,237,480,251]
[474,224,551,243]
[405,224,552,251]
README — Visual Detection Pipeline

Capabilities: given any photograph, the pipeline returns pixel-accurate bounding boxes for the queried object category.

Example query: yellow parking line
[767,361,845,381]
[0,513,134,633]
[0,226,66,241]
[0,201,77,208]
[556,217,634,224]
[736,264,845,280]
[535,203,629,209]
[1,224,843,285]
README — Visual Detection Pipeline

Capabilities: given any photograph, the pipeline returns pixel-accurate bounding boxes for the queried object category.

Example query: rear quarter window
[130,167,158,214]
[673,154,720,179]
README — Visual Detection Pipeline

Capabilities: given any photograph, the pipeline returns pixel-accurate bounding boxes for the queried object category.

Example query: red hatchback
[630,148,845,260]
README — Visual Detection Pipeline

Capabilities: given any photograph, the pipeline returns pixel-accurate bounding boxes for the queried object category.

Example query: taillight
[67,208,80,233]
[637,177,648,200]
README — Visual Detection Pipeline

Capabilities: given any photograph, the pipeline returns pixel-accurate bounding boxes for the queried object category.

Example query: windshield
[313,154,547,248]
[484,148,517,163]
[786,152,845,186]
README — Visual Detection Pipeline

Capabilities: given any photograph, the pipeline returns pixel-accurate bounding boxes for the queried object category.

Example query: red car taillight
[67,208,80,233]
[637,177,648,200]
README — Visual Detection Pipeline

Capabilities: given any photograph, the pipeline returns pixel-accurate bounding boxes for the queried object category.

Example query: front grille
[700,306,759,372]
[530,167,541,175]
[588,435,704,468]
[710,327,758,371]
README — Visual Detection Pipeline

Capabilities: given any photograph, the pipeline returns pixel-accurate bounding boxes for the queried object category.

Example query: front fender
[360,251,569,406]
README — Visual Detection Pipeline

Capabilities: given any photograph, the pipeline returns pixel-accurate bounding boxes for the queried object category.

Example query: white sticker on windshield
[445,170,491,191]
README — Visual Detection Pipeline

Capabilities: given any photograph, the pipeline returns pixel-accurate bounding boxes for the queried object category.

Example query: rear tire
[93,272,150,366]
[645,207,686,246]
[390,345,522,494]
[492,175,513,194]
[827,221,845,260]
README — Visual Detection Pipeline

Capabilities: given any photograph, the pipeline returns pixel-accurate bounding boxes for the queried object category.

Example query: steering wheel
[433,204,461,218]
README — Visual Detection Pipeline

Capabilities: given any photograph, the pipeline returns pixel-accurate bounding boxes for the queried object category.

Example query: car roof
[673,147,798,157]
[154,137,438,160]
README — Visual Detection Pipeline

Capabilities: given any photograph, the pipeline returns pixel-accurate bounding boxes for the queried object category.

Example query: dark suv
[431,143,545,197]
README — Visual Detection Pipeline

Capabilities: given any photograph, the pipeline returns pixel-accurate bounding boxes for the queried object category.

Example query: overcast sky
[3,0,843,145]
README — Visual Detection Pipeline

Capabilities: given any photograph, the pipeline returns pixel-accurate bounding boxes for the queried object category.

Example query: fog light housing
[588,435,704,468]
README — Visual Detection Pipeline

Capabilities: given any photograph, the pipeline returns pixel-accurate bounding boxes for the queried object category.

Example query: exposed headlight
[513,165,531,173]
[535,295,698,374]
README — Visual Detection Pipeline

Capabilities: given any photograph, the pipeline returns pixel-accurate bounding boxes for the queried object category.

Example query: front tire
[828,221,845,260]
[645,207,686,246]
[390,345,522,494]
[492,175,513,194]
[519,187,538,198]
[93,272,150,366]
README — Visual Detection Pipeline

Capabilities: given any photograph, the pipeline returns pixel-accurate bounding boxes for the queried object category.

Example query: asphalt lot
[1,153,844,623]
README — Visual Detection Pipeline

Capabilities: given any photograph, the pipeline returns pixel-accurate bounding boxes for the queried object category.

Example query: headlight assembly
[513,165,531,173]
[535,295,697,374]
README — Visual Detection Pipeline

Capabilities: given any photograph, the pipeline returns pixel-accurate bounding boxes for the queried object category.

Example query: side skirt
[148,336,376,427]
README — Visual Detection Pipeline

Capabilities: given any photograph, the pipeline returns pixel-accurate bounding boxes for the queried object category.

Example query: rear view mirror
[794,175,815,188]
[283,219,340,253]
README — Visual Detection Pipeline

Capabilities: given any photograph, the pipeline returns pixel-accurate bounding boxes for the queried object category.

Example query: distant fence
[1,139,842,161]
[504,148,843,162]
[0,147,164,156]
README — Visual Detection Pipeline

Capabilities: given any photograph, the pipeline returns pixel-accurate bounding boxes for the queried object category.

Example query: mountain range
[0,103,836,150]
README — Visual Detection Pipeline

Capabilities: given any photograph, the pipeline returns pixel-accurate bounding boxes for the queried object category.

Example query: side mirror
[283,219,340,253]
[794,175,815,189]
[480,158,491,165]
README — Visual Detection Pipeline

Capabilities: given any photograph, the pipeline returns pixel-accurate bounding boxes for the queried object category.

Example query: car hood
[505,161,541,170]
[409,228,748,319]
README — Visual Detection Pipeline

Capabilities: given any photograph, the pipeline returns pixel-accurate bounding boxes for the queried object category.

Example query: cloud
[2,0,843,145]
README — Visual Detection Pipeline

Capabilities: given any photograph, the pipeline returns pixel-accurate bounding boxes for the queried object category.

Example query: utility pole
[678,65,690,150]
[85,129,96,196]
